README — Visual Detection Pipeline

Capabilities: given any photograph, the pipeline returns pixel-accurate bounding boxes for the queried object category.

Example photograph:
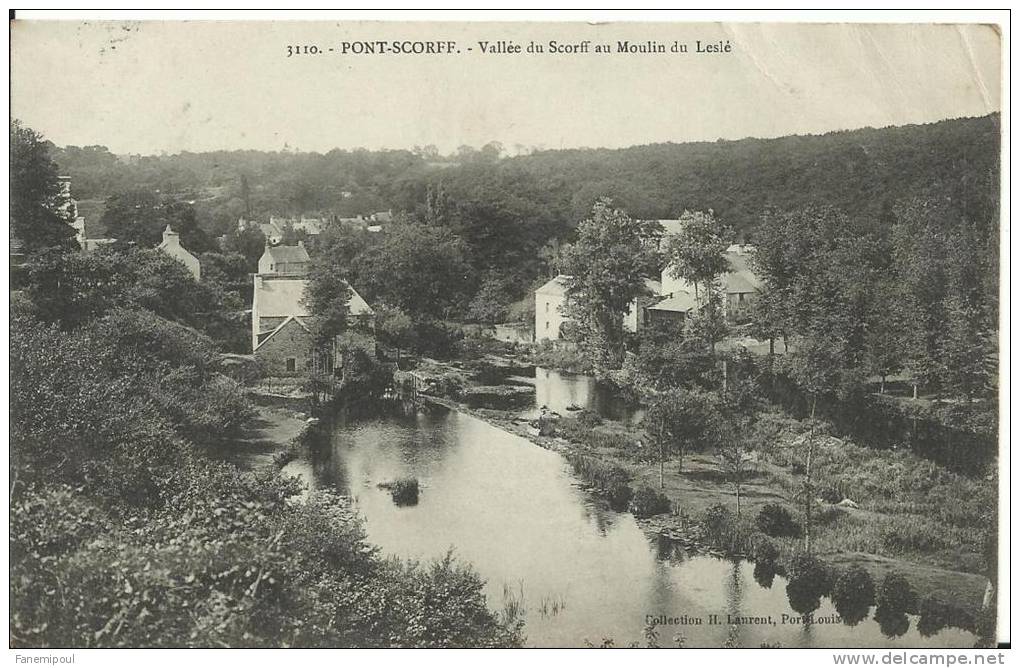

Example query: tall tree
[562,198,661,370]
[664,210,729,299]
[351,222,471,320]
[9,121,77,253]
[101,189,212,253]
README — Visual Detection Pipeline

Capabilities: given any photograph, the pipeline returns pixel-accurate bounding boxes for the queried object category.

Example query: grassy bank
[435,398,995,620]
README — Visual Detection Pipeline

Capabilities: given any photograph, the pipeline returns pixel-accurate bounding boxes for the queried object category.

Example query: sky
[10,20,1002,156]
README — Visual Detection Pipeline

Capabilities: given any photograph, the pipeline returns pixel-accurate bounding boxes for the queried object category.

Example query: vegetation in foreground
[10,124,521,648]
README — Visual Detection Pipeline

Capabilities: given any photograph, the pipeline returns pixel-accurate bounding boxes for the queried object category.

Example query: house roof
[293,218,324,234]
[721,250,762,293]
[642,278,662,296]
[347,285,374,316]
[255,277,310,318]
[536,275,571,296]
[656,219,683,236]
[254,276,373,319]
[264,243,311,265]
[648,290,699,313]
[258,222,283,239]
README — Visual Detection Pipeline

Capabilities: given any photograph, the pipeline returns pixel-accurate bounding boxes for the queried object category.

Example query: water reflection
[523,367,644,424]
[279,407,975,648]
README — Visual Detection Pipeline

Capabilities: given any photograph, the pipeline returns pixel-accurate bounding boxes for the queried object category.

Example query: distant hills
[50,113,1000,240]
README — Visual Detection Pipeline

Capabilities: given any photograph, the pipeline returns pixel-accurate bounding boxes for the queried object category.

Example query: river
[280,398,977,648]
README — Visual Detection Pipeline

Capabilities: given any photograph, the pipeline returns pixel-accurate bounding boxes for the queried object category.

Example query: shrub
[574,409,603,429]
[876,573,918,614]
[819,486,844,504]
[751,537,779,565]
[381,477,420,506]
[702,504,733,544]
[755,504,802,538]
[881,524,941,554]
[606,483,634,513]
[630,487,671,519]
[787,554,833,595]
[830,566,876,625]
[564,452,630,493]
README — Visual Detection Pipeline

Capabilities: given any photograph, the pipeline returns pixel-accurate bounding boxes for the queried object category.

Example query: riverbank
[223,404,312,470]
[424,395,992,615]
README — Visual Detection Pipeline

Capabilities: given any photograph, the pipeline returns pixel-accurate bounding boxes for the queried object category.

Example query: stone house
[252,252,375,377]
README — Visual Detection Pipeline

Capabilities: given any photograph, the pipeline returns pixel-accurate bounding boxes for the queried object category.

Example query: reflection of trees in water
[831,568,875,626]
[724,560,744,648]
[875,606,911,638]
[753,561,776,589]
[652,534,687,565]
[786,576,823,615]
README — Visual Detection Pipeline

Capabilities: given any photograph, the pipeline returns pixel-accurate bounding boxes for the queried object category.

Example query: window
[286,358,296,372]
[545,302,549,312]
[545,321,549,330]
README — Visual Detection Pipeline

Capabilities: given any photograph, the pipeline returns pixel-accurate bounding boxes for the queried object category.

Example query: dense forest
[53,113,999,240]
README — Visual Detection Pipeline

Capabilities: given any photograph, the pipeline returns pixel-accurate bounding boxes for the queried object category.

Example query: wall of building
[254,319,313,377]
[535,292,568,341]
[161,242,201,280]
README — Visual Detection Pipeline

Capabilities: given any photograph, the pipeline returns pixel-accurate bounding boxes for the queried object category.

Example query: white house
[158,225,201,280]
[535,275,571,342]
[536,274,661,342]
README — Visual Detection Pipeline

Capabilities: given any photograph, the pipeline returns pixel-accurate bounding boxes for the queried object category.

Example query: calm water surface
[282,406,975,648]
[508,366,644,424]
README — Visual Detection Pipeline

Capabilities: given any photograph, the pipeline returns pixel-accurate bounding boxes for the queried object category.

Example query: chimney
[297,240,304,248]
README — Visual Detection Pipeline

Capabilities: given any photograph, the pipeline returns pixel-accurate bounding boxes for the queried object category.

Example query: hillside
[51,114,1000,243]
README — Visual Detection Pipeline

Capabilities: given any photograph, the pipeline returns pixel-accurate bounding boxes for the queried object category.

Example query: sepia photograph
[7,12,1008,653]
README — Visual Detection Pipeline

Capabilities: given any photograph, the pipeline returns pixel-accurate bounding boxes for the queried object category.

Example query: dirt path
[224,405,310,470]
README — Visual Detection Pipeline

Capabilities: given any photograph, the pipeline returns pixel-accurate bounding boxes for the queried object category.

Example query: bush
[755,504,802,538]
[819,486,844,504]
[700,504,753,556]
[702,504,733,543]
[881,524,941,554]
[606,483,634,513]
[574,409,603,429]
[751,536,779,565]
[876,573,918,615]
[629,486,671,519]
[788,554,833,595]
[830,566,876,625]
[383,478,420,506]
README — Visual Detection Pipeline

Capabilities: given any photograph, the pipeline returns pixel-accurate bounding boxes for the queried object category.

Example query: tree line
[48,114,999,329]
